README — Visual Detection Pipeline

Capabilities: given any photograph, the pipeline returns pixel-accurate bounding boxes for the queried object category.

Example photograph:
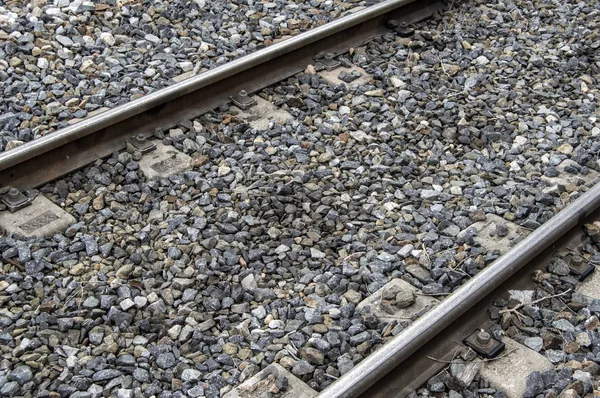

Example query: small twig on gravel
[438,245,460,254]
[422,243,431,263]
[415,292,451,297]
[287,349,300,361]
[448,255,473,278]
[427,347,518,364]
[437,55,450,77]
[386,315,415,320]
[433,348,462,378]
[555,296,578,316]
[59,280,111,312]
[3,258,24,272]
[376,288,385,312]
[338,251,365,265]
[499,289,571,315]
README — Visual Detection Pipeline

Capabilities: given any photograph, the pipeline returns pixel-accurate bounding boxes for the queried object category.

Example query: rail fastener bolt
[463,328,505,358]
[1,187,32,213]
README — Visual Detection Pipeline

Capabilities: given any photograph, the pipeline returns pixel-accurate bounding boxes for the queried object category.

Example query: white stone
[349,130,368,142]
[147,292,159,303]
[310,248,326,259]
[37,58,49,69]
[339,106,351,115]
[80,59,95,72]
[55,34,73,46]
[476,55,490,65]
[576,332,591,347]
[218,165,231,177]
[115,389,132,398]
[134,296,147,308]
[144,34,161,44]
[45,7,61,16]
[178,61,194,72]
[450,186,462,195]
[100,32,115,46]
[513,136,527,146]
[168,325,181,340]
[509,290,534,304]
[46,101,64,115]
[365,89,384,97]
[120,298,135,311]
[390,76,405,87]
[420,189,440,199]
[182,368,202,382]
[523,336,543,352]
[133,336,148,345]
[397,244,414,258]
[241,274,257,291]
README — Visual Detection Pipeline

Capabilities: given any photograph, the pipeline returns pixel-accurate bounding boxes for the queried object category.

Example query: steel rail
[318,182,600,398]
[0,0,421,173]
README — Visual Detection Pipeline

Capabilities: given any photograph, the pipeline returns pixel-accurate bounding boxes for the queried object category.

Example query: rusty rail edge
[318,182,600,398]
[0,0,444,188]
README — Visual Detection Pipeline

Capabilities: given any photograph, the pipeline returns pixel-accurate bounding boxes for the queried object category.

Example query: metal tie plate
[387,19,415,37]
[127,134,156,154]
[569,255,595,281]
[1,187,32,213]
[315,53,341,71]
[230,90,257,110]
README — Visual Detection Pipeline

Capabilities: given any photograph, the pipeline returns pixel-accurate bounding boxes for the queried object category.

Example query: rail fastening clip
[1,187,32,213]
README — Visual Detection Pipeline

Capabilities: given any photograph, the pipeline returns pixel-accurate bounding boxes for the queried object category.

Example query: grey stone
[92,369,122,382]
[523,336,543,352]
[10,365,33,385]
[156,353,176,369]
[523,371,544,398]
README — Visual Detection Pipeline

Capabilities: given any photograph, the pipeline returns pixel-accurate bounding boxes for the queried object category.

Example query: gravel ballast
[1,0,600,397]
[0,0,371,152]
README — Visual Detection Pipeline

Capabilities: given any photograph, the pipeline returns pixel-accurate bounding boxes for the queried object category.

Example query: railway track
[1,0,600,397]
[321,184,600,397]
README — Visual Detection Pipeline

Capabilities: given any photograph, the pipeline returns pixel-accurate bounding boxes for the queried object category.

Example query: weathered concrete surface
[543,159,600,189]
[138,141,191,179]
[319,65,373,88]
[223,363,317,398]
[232,96,292,130]
[577,269,600,300]
[355,278,439,324]
[0,195,75,237]
[480,337,553,398]
[469,214,528,254]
